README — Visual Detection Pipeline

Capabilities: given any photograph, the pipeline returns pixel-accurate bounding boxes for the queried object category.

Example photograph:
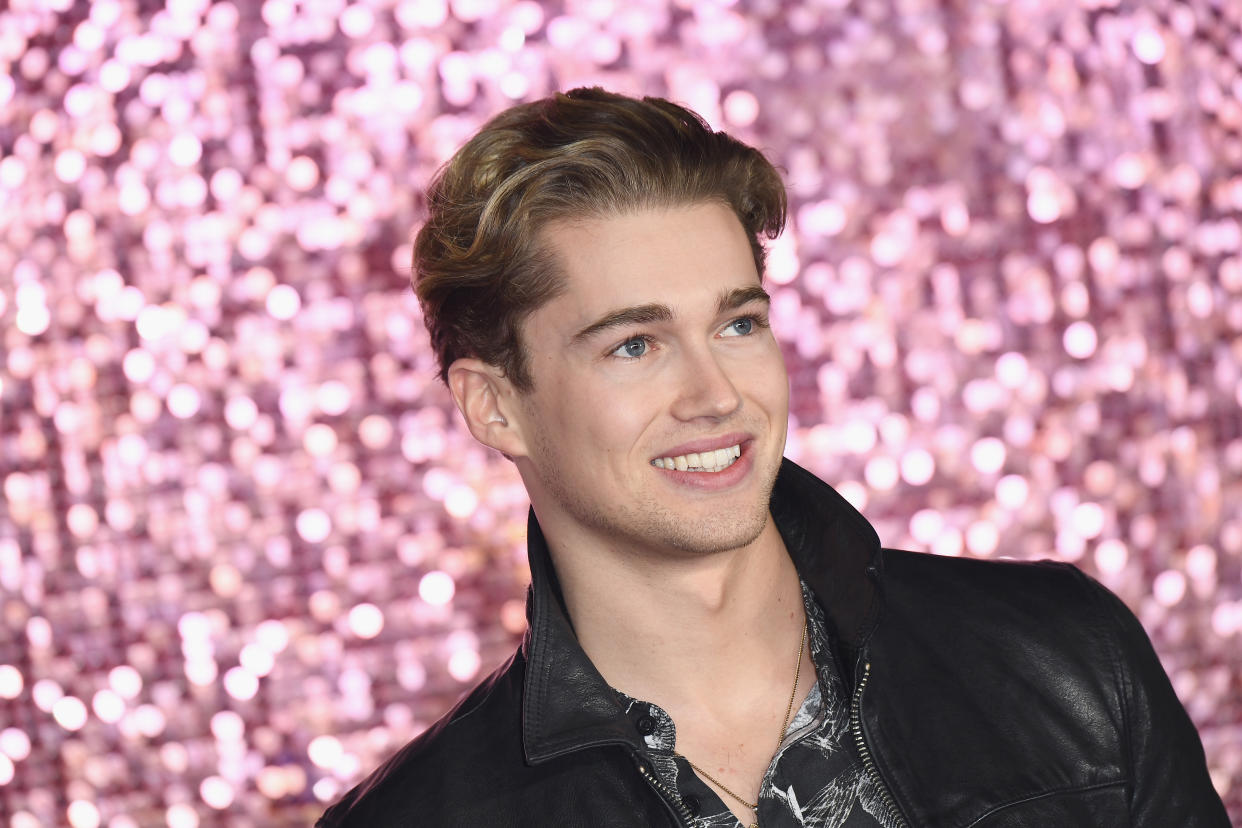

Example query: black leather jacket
[319,460,1229,827]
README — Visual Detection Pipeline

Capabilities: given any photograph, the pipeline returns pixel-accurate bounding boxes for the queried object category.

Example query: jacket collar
[520,457,883,764]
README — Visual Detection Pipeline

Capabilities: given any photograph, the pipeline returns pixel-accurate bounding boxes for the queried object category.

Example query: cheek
[538,382,622,441]
[569,381,662,460]
[587,392,650,443]
[753,347,790,405]
[763,382,790,427]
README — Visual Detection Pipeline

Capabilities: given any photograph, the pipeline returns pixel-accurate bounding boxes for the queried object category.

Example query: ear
[446,358,529,459]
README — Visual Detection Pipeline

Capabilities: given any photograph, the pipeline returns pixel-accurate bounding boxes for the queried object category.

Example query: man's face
[504,201,789,560]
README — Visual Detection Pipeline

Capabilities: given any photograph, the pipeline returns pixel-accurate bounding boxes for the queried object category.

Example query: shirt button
[635,714,656,736]
[683,795,701,816]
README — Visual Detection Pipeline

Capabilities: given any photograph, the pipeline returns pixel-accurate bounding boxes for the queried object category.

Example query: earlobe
[446,358,527,458]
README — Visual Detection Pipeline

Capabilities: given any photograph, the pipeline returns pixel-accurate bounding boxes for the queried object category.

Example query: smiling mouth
[651,444,742,472]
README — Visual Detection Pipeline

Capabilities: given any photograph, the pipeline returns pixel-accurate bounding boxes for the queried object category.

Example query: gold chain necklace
[677,617,808,828]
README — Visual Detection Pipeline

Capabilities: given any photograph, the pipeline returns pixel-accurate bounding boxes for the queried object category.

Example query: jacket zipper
[634,756,694,827]
[849,661,910,828]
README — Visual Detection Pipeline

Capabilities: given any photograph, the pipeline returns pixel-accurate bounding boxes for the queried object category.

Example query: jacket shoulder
[879,546,1087,593]
[866,549,1229,826]
[875,548,1113,629]
[872,549,1132,686]
[316,648,526,828]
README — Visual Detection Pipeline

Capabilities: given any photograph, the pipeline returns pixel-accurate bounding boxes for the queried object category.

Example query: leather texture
[317,459,1230,828]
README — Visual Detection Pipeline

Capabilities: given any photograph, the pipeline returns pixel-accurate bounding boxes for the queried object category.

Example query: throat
[563,531,805,712]
[672,617,810,826]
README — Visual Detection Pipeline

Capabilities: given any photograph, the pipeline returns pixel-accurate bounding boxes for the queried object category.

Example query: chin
[655,505,772,557]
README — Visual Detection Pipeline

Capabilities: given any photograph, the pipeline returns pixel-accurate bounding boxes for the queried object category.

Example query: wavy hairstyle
[413,87,787,391]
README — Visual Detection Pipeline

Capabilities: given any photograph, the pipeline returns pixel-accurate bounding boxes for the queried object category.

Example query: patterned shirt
[615,583,902,828]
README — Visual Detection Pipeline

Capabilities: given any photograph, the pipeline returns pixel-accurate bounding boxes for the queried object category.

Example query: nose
[669,345,743,421]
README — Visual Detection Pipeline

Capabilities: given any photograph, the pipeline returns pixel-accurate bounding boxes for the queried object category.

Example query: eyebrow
[569,285,772,345]
[719,285,772,312]
[570,304,673,345]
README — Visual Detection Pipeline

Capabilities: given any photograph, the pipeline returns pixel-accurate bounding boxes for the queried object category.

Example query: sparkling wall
[1,0,1240,825]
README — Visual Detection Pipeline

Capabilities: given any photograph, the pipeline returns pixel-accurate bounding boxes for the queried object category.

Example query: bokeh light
[0,0,1239,823]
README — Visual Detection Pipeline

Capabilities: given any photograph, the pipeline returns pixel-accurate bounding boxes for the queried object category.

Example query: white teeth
[651,444,743,472]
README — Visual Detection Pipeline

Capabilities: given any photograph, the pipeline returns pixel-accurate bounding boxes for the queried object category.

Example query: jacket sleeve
[1081,571,1231,827]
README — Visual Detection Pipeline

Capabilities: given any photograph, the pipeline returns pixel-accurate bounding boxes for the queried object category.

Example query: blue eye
[725,317,755,336]
[612,337,649,358]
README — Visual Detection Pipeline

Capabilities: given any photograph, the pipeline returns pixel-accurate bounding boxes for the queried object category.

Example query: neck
[543,516,806,712]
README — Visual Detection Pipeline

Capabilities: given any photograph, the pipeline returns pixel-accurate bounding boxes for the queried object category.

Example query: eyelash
[606,313,769,360]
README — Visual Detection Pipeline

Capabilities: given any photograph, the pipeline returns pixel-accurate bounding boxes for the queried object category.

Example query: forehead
[535,202,759,325]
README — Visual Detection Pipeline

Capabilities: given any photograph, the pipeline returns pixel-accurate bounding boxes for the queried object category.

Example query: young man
[318,88,1228,827]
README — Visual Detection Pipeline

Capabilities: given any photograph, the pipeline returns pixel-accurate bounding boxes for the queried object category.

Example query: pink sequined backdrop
[0,0,1239,824]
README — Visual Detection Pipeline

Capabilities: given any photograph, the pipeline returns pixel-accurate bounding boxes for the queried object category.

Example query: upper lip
[652,433,751,459]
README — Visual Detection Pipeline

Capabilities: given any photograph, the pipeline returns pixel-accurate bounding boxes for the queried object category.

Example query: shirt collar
[519,457,883,764]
